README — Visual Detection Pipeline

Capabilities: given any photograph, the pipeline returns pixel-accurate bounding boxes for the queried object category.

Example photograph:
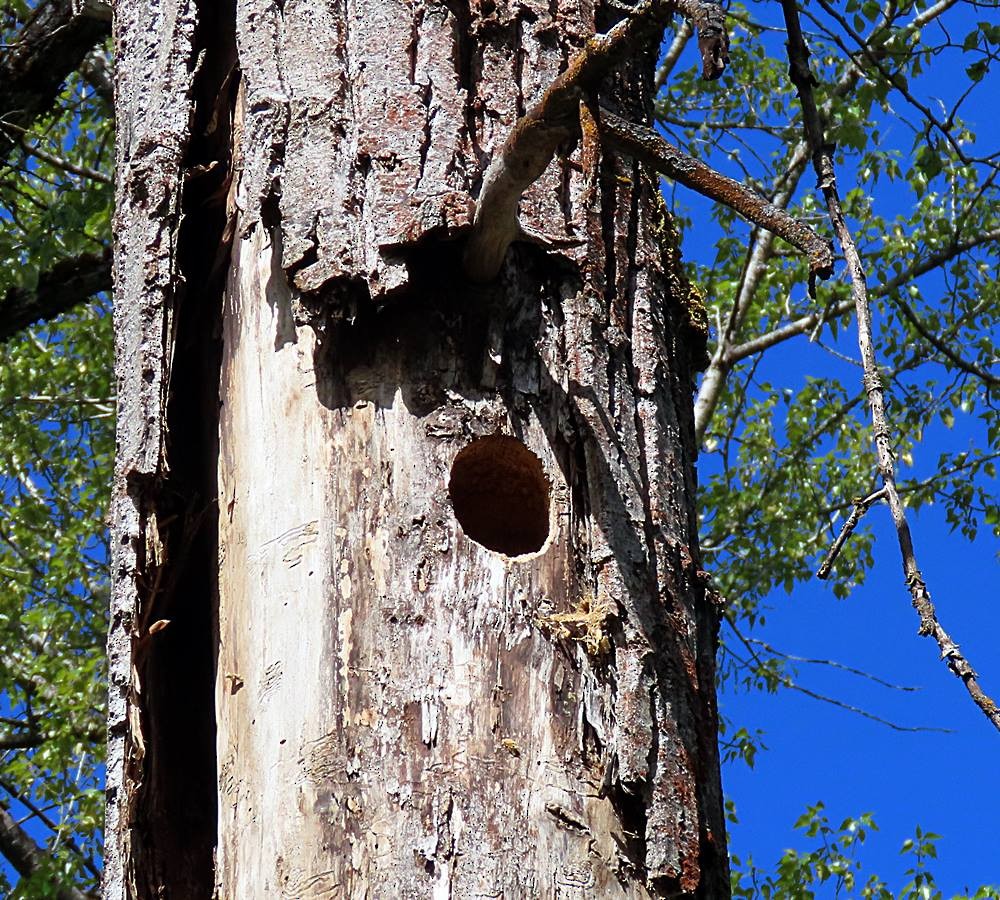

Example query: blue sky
[721,503,1000,891]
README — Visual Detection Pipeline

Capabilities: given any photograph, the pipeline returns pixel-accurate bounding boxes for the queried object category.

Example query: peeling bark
[110,1,728,897]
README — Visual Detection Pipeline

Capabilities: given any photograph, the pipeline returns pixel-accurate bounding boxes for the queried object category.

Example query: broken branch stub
[599,109,835,288]
[463,0,730,283]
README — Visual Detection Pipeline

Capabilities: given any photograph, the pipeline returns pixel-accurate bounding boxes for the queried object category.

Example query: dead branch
[463,0,729,282]
[816,487,886,579]
[727,621,952,733]
[599,109,834,287]
[743,635,922,691]
[781,0,1000,734]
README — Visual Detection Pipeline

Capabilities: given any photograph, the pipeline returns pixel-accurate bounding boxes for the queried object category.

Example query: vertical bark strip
[109,1,235,896]
[107,2,199,896]
[112,0,728,896]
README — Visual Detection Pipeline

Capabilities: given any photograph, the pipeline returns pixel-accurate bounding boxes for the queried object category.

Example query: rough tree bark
[108,1,728,897]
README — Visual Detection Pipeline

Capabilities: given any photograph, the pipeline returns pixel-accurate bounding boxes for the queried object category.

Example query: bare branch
[781,0,1000,734]
[726,227,1000,365]
[726,622,951,733]
[693,141,812,443]
[0,248,111,343]
[0,121,112,184]
[817,488,886,579]
[463,0,729,282]
[0,730,43,750]
[886,290,1000,388]
[599,108,834,283]
[783,680,953,733]
[743,635,922,691]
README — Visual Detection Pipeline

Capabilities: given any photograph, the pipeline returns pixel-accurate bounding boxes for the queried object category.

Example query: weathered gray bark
[109,1,728,897]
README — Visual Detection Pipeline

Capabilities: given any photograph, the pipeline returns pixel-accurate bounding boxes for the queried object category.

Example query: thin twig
[816,487,886,579]
[0,121,111,184]
[743,635,922,691]
[599,108,834,285]
[726,623,951,733]
[463,0,729,281]
[811,0,994,169]
[886,290,1000,388]
[781,0,1000,734]
[784,681,953,733]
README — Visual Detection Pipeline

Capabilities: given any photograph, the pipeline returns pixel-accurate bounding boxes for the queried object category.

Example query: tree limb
[0,0,110,158]
[463,0,729,282]
[693,143,810,442]
[599,108,834,285]
[742,634,922,691]
[0,779,102,883]
[0,248,111,343]
[724,227,1000,370]
[0,802,94,900]
[0,121,112,183]
[0,732,44,750]
[781,0,1000,734]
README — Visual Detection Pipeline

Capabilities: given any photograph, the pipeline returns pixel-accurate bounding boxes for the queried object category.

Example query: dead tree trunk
[107,1,729,897]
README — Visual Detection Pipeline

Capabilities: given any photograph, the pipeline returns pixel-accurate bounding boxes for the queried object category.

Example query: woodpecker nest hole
[448,435,550,556]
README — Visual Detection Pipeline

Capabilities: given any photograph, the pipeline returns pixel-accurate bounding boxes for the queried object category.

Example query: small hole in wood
[448,435,550,556]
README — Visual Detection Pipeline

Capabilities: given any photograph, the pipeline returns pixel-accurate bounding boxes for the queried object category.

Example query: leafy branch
[0,248,111,343]
[0,802,96,900]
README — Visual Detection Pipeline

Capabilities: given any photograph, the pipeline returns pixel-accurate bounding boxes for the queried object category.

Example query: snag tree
[108,1,736,897]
